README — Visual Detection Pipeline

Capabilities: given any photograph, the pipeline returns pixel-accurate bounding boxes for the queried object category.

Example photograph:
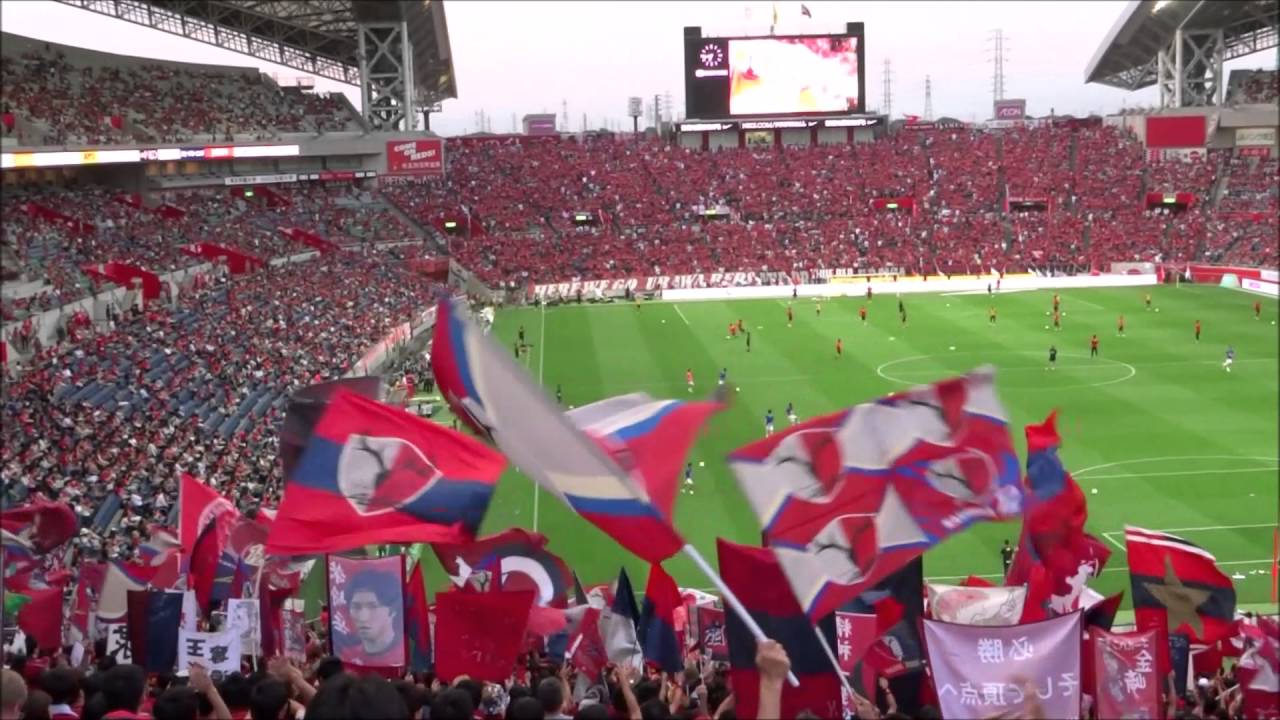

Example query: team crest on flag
[337,435,443,516]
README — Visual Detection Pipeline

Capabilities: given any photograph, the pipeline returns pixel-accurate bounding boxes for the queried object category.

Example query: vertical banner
[834,612,877,673]
[923,611,1082,720]
[327,555,407,669]
[697,606,729,662]
[1093,628,1161,719]
[227,598,261,657]
[178,628,242,679]
[105,623,132,663]
[280,609,307,664]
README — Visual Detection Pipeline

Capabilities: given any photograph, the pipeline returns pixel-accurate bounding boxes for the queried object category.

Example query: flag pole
[811,625,866,705]
[681,544,799,687]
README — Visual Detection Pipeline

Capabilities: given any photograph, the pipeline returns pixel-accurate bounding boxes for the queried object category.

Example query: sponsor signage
[385,138,445,176]
[1235,127,1276,147]
[678,117,880,133]
[297,170,377,181]
[993,99,1026,119]
[3,143,300,170]
[224,173,298,186]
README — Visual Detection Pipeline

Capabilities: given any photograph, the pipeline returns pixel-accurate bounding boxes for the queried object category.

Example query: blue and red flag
[432,299,708,563]
[639,563,683,672]
[266,388,507,555]
[405,560,432,671]
[717,538,842,719]
[1,498,78,554]
[432,529,573,607]
[127,590,183,672]
[728,367,1023,620]
[1006,411,1111,615]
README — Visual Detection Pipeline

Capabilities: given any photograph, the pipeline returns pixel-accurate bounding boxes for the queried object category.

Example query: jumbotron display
[684,24,865,119]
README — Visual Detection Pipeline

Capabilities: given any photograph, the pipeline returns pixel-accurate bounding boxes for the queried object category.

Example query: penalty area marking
[673,305,690,325]
[1073,455,1280,476]
[875,351,1136,389]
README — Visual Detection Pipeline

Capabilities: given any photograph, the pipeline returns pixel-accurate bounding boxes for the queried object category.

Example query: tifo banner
[385,139,445,176]
[327,555,407,668]
[177,628,242,680]
[924,611,1082,720]
[1093,628,1162,719]
[993,99,1026,119]
[534,271,799,298]
[928,584,1027,626]
[1236,128,1276,147]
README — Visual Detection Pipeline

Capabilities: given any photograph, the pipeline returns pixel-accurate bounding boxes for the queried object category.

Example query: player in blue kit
[765,409,775,437]
[1223,345,1235,372]
[719,367,727,386]
[683,461,695,495]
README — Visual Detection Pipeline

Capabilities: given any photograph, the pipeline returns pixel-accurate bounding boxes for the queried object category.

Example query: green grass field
[431,285,1280,613]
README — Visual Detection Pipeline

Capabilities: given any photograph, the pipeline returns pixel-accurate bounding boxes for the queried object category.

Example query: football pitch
[450,285,1280,613]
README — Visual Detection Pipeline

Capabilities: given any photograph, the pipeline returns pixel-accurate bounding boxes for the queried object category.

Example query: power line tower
[987,29,1008,104]
[882,58,893,118]
[511,112,517,133]
[561,100,570,130]
[923,75,933,121]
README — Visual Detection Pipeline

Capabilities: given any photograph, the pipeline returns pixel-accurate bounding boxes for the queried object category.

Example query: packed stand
[1219,155,1280,214]
[0,37,359,146]
[1226,69,1280,106]
[270,185,420,247]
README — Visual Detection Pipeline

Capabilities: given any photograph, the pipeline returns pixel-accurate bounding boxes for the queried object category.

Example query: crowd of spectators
[1,40,359,146]
[1226,69,1280,106]
[382,125,1272,286]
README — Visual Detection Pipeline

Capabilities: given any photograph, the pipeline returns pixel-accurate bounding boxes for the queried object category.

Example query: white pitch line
[1111,522,1278,534]
[534,302,546,532]
[1079,467,1279,480]
[1075,455,1280,476]
[926,559,1276,582]
[673,304,690,325]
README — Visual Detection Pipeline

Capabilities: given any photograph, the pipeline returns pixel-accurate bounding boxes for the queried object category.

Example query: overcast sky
[2,0,1275,136]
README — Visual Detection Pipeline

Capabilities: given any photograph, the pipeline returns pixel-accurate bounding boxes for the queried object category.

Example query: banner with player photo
[226,598,261,656]
[281,608,308,664]
[327,555,407,669]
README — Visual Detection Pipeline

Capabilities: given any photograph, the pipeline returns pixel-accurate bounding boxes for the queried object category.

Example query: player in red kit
[866,285,872,302]
[1117,314,1126,336]
[1090,334,1099,357]
[1052,294,1060,313]
[685,368,694,393]
[1255,300,1262,320]
[737,319,745,334]
[787,304,794,327]
[835,338,843,358]
[1194,319,1201,342]
[728,322,737,339]
[1052,310,1061,331]
[859,306,867,324]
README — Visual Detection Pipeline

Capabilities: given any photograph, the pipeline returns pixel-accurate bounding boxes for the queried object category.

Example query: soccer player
[1255,300,1262,320]
[786,401,797,425]
[836,338,843,358]
[728,322,737,339]
[518,325,526,345]
[816,301,822,318]
[686,368,694,393]
[987,282,993,297]
[718,367,727,386]
[683,462,694,495]
[900,307,908,327]
[989,306,997,325]
[513,341,520,358]
[764,409,775,437]
[1090,334,1099,357]
[859,306,867,324]
[1223,345,1234,372]
[1194,319,1201,343]
[787,304,794,327]
[792,287,798,300]
[866,285,873,302]
[1052,294,1060,313]
[1145,292,1152,311]
[737,319,745,334]
[556,384,563,405]
[1047,344,1058,370]
[745,330,752,353]
[1117,314,1126,336]
[898,298,905,315]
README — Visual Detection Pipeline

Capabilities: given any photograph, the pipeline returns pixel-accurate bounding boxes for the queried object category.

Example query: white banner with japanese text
[177,628,242,680]
[1092,627,1161,719]
[923,611,1082,719]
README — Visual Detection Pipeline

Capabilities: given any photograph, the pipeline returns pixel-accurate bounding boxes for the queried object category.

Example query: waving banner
[924,611,1082,720]
[1093,628,1161,720]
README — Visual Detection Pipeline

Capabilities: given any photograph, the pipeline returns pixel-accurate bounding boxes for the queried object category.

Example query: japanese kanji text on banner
[385,139,445,176]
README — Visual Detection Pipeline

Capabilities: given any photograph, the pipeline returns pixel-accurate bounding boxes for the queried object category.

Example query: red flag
[1006,412,1110,615]
[434,589,534,682]
[405,561,432,671]
[188,516,222,612]
[833,612,877,674]
[267,389,507,555]
[1237,617,1280,719]
[1,498,79,553]
[694,606,729,661]
[179,474,238,556]
[70,562,107,638]
[1092,628,1162,719]
[564,604,609,677]
[639,564,683,672]
[432,529,572,607]
[16,586,63,650]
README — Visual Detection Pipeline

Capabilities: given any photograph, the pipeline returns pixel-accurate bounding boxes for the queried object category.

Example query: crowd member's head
[573,705,609,720]
[535,677,563,717]
[152,686,200,720]
[507,696,545,720]
[306,674,408,720]
[454,678,483,710]
[249,678,290,720]
[100,664,147,715]
[218,672,252,712]
[314,656,345,683]
[391,679,428,718]
[1,668,28,720]
[639,698,670,720]
[429,688,475,720]
[39,667,81,710]
[20,689,51,720]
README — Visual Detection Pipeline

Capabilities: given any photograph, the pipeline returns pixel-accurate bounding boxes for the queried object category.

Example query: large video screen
[685,30,864,119]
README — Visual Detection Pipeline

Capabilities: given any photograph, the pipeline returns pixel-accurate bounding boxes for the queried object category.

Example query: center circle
[876,351,1137,390]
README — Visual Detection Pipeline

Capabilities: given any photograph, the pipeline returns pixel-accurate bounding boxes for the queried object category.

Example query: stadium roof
[55,0,457,103]
[1085,0,1278,91]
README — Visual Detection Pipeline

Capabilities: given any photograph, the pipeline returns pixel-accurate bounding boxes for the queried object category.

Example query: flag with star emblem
[1125,526,1237,675]
[266,389,507,555]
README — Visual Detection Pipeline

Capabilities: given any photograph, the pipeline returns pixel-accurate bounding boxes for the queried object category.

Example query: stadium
[1,0,1277,718]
